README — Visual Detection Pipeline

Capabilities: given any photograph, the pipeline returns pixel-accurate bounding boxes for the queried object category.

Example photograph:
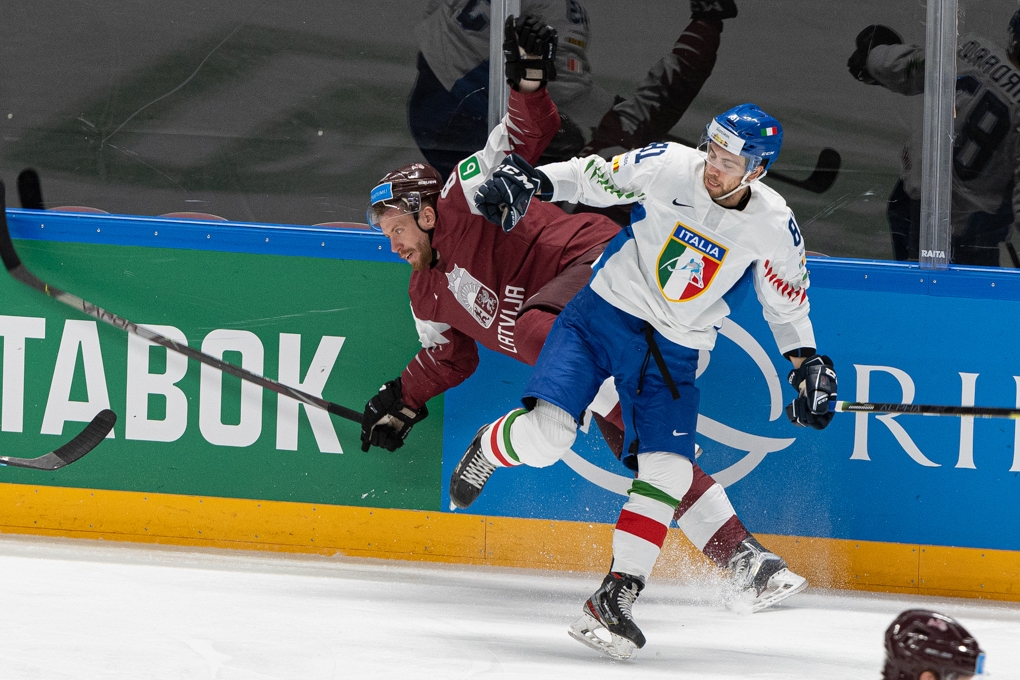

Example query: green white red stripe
[761,126,778,137]
[482,409,527,467]
[609,481,680,578]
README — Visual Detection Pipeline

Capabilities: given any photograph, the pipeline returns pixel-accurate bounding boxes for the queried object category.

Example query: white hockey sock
[507,400,577,468]
[676,482,737,552]
[479,409,528,467]
[611,453,693,579]
[480,401,576,469]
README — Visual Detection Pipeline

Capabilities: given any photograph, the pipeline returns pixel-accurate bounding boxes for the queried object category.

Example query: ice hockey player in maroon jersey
[359,15,807,631]
[361,15,620,451]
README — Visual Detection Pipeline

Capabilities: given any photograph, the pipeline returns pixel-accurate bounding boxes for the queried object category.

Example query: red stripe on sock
[616,509,668,547]
[673,461,716,520]
[703,516,751,568]
[488,415,516,467]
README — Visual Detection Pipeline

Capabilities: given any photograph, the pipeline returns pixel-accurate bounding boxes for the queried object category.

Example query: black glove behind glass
[504,14,558,87]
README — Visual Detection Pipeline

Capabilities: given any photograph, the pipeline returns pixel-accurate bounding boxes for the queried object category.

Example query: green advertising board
[0,228,443,509]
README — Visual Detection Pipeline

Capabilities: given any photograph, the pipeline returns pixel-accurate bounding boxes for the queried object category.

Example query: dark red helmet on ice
[883,609,985,680]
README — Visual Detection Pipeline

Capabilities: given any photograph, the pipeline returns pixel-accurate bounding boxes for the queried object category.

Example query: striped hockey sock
[610,480,680,579]
[478,409,528,468]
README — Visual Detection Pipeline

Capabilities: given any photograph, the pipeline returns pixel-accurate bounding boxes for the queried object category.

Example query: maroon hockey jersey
[400,88,620,409]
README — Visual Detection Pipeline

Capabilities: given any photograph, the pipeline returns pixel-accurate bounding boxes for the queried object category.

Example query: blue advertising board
[442,260,1020,553]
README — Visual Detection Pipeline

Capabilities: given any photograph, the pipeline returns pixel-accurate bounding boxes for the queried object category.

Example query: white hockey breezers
[727,567,807,614]
[567,611,638,660]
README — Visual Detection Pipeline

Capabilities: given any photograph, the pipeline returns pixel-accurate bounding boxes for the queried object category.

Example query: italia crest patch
[656,223,728,302]
[447,265,498,328]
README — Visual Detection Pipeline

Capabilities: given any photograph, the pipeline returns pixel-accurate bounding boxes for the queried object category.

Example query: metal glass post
[488,0,521,132]
[919,0,958,269]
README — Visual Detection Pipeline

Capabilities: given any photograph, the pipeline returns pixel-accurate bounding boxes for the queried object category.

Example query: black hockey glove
[360,379,428,452]
[848,24,903,85]
[690,0,738,22]
[785,355,837,430]
[473,153,551,232]
[504,14,558,89]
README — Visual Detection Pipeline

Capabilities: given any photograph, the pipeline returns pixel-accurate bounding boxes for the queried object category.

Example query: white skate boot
[726,537,807,614]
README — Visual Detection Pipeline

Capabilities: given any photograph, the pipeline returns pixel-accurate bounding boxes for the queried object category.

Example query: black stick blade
[17,169,45,210]
[0,409,117,470]
[0,181,25,272]
[803,148,841,194]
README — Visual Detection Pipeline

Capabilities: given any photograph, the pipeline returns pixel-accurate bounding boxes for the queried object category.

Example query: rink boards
[1,209,1018,600]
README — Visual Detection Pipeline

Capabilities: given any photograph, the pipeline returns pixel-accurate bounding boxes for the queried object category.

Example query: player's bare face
[703,143,748,201]
[380,210,432,272]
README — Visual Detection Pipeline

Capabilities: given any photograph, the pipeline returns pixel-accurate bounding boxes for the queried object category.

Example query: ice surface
[0,534,1017,679]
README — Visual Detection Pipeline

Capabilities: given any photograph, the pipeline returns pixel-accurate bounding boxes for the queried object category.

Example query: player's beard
[406,242,432,272]
[703,169,741,201]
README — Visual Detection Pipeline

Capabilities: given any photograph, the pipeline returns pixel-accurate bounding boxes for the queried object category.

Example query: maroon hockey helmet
[367,163,443,231]
[883,609,985,680]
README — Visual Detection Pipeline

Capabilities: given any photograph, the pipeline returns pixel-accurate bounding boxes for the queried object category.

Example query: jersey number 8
[954,75,1011,182]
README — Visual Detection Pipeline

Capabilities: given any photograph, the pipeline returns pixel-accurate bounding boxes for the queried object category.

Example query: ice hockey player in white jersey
[848,13,1020,266]
[448,104,839,659]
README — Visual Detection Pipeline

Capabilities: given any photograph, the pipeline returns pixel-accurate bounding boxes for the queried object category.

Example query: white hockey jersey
[540,142,816,354]
[868,34,1020,232]
[416,0,615,135]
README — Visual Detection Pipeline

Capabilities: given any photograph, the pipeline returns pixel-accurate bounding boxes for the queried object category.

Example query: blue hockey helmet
[700,103,783,173]
[1009,9,1020,66]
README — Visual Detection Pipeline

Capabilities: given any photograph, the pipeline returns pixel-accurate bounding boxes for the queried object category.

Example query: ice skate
[725,537,807,614]
[568,572,646,660]
[448,425,498,509]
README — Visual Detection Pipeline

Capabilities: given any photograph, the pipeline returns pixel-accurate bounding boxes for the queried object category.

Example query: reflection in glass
[410,0,738,181]
[2,3,424,224]
[569,1,927,261]
[849,1,1020,266]
[957,1,1020,267]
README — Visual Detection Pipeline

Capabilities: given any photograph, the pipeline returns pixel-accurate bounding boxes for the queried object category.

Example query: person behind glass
[847,13,1020,267]
[410,0,739,179]
[883,609,986,680]
[453,104,838,659]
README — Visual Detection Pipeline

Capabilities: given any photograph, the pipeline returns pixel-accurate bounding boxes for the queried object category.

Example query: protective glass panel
[952,1,1020,267]
[540,0,928,261]
[1,2,425,225]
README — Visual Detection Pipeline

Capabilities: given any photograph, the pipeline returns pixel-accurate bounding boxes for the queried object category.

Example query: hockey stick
[0,409,116,470]
[0,181,363,425]
[669,136,841,194]
[833,401,1020,419]
[17,168,44,210]
[766,148,841,194]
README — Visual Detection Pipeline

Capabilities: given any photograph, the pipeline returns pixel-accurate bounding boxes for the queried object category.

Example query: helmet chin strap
[714,168,767,202]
